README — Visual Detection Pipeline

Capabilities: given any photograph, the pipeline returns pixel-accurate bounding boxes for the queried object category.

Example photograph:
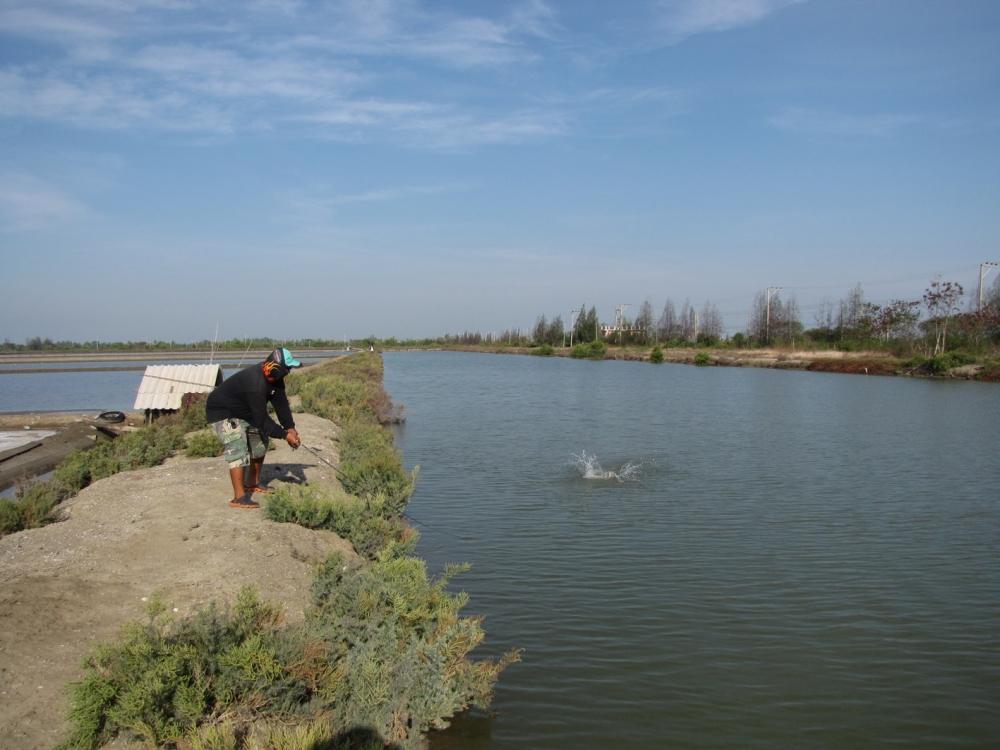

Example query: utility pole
[765,287,782,345]
[978,262,997,310]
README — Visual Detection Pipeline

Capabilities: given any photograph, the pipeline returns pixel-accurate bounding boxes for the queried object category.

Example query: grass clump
[265,484,415,561]
[570,340,607,360]
[532,344,554,356]
[289,353,402,426]
[185,430,223,458]
[650,346,664,363]
[63,557,519,750]
[694,352,711,366]
[287,353,416,514]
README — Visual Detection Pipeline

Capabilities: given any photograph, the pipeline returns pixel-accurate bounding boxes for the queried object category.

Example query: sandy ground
[0,412,356,750]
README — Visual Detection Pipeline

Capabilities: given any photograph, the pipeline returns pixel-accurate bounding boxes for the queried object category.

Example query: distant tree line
[745,275,1000,355]
[8,275,1000,357]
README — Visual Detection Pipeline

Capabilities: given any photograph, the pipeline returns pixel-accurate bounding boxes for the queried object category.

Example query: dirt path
[0,412,356,750]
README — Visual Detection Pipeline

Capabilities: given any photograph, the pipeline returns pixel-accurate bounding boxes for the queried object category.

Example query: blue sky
[2,0,999,341]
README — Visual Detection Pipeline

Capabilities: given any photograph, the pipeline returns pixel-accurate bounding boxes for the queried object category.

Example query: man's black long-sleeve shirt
[205,365,295,439]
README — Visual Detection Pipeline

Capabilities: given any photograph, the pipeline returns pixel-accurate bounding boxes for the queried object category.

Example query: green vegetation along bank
[55,352,517,750]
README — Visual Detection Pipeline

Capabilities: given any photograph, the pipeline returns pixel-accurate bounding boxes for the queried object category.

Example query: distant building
[133,364,222,421]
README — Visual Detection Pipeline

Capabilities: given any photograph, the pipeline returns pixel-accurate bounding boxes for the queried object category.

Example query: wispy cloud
[0,6,116,40]
[0,0,568,146]
[0,173,87,231]
[654,0,804,41]
[769,107,923,137]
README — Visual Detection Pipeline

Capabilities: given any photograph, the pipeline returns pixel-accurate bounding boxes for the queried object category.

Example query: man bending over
[206,347,302,509]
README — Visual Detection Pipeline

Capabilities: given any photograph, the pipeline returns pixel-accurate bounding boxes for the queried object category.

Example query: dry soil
[0,412,356,750]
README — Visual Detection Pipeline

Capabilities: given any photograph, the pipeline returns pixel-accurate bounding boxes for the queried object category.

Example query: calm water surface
[384,352,1000,749]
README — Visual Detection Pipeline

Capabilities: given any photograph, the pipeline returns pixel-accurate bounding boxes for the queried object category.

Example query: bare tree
[837,283,866,333]
[532,315,547,345]
[813,297,835,330]
[747,291,768,344]
[699,300,724,342]
[778,295,802,344]
[657,299,677,342]
[635,300,654,344]
[922,279,964,355]
[679,299,696,342]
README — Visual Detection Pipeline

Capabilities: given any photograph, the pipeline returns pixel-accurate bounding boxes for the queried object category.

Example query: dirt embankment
[0,413,147,494]
[0,412,356,750]
[411,345,993,380]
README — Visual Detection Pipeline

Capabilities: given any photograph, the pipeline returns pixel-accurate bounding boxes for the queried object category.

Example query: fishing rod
[297,442,460,545]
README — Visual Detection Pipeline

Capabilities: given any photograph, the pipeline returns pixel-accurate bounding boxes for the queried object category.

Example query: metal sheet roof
[133,364,223,411]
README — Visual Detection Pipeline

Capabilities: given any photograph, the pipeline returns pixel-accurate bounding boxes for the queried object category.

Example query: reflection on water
[384,352,1000,750]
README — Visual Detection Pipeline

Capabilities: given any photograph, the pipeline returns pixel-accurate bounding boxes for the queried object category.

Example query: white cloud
[0,174,87,231]
[0,69,235,132]
[128,44,358,99]
[654,0,803,40]
[0,0,570,145]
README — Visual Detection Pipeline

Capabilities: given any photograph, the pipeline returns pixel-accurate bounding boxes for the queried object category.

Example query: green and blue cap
[263,347,302,379]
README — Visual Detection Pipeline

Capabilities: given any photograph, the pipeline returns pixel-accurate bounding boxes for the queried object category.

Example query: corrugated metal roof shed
[133,364,223,411]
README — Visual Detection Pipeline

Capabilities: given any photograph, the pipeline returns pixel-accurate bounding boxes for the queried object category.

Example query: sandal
[229,494,260,510]
[246,485,271,495]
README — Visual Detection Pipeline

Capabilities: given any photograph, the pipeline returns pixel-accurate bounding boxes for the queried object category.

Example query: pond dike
[0,413,143,495]
[0,411,357,750]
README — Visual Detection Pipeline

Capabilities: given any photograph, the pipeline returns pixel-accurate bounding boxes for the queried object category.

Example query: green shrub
[60,590,286,750]
[1,423,187,538]
[694,352,711,366]
[903,352,976,375]
[650,346,664,363]
[264,485,414,560]
[533,344,554,356]
[570,340,607,360]
[185,430,223,458]
[928,351,976,373]
[63,563,519,750]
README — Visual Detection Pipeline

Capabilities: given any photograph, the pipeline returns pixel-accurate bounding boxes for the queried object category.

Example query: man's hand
[285,428,301,449]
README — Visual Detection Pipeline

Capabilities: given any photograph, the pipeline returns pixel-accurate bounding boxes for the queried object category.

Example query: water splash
[570,451,643,482]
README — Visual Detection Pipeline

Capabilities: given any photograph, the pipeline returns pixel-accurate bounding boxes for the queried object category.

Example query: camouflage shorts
[211,418,268,469]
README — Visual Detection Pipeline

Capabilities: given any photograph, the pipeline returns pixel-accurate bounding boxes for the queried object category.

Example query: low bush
[264,484,415,561]
[902,351,976,375]
[928,351,976,373]
[650,346,664,363]
[185,430,223,458]
[288,354,403,425]
[694,352,711,366]
[62,558,519,750]
[570,340,607,360]
[60,589,288,750]
[532,344,554,356]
